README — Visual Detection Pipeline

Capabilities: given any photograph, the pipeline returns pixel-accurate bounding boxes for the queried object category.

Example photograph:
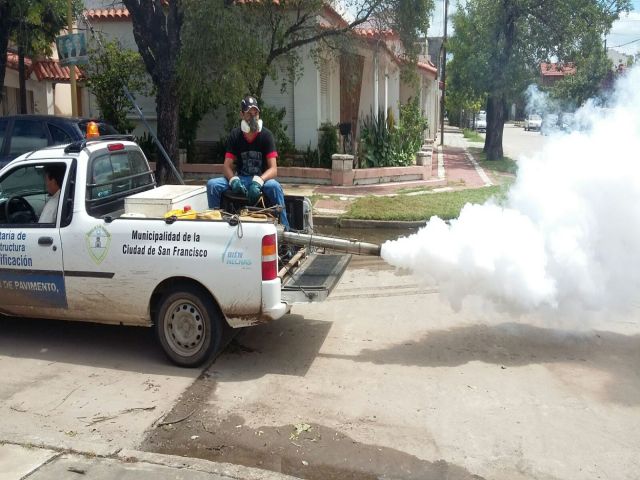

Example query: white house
[3,1,439,157]
[1,51,83,116]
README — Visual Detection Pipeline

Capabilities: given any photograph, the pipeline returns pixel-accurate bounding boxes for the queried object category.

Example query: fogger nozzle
[278,228,381,256]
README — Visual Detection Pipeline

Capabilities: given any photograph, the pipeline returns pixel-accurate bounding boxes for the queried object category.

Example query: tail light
[261,234,277,281]
[86,121,100,138]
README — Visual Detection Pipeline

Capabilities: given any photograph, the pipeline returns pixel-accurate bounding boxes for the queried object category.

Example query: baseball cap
[241,95,260,113]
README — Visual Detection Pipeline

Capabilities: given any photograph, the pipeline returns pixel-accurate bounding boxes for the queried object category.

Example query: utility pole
[440,0,449,147]
[67,0,78,116]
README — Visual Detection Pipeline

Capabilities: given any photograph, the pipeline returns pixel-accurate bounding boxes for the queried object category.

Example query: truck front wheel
[155,286,223,367]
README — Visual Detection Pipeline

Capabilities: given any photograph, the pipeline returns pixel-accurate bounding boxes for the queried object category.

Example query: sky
[427,0,640,57]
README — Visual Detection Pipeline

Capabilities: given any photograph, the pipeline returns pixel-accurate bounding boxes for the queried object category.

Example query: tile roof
[5,52,83,82]
[417,61,437,75]
[540,62,576,77]
[85,8,131,20]
[6,51,31,70]
[354,28,397,39]
[32,59,84,82]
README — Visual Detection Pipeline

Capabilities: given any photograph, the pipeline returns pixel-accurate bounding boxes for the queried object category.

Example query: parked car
[524,114,542,131]
[0,115,118,168]
[476,111,487,132]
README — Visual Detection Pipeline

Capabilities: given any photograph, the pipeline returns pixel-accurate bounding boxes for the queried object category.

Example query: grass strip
[463,129,484,142]
[345,184,511,222]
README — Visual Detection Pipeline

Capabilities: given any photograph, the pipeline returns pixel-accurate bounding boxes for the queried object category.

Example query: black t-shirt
[225,127,277,177]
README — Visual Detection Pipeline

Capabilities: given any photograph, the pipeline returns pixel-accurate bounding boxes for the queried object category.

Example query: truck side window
[90,156,113,200]
[0,164,48,224]
[129,151,154,188]
[110,152,132,193]
[86,149,155,218]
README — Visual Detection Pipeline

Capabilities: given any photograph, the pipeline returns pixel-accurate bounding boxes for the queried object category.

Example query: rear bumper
[225,279,289,328]
[262,278,289,320]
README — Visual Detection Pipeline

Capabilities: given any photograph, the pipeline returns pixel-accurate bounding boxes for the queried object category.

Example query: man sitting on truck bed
[206,95,289,228]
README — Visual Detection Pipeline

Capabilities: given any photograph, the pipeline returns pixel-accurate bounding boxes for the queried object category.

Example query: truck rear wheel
[155,286,223,367]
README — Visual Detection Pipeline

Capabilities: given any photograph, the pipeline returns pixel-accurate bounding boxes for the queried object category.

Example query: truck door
[0,161,67,316]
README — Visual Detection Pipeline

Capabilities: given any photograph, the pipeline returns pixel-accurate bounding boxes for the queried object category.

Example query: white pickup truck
[0,138,359,366]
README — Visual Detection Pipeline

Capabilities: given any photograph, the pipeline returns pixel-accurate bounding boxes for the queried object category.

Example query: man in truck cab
[39,164,65,223]
[206,95,289,228]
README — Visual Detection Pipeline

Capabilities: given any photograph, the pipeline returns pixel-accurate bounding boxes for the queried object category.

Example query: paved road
[141,257,639,480]
[446,123,548,161]
[501,122,549,160]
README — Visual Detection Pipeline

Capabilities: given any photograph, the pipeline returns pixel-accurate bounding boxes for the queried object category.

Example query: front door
[0,162,67,317]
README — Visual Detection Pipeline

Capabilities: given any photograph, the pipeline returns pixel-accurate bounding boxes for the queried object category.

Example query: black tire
[155,285,223,367]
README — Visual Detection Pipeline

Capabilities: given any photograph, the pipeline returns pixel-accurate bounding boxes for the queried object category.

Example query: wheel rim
[163,299,206,357]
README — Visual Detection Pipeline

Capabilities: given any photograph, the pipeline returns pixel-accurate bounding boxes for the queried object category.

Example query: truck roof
[10,137,140,164]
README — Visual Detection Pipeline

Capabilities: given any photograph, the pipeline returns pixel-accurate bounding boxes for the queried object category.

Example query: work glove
[248,175,264,204]
[229,176,247,197]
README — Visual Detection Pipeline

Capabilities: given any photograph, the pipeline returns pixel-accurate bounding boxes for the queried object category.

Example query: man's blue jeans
[206,176,290,228]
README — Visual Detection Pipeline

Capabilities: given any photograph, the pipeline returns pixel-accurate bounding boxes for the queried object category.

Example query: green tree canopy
[0,0,79,112]
[549,32,612,108]
[181,0,435,101]
[123,0,435,182]
[84,39,150,134]
[448,0,631,160]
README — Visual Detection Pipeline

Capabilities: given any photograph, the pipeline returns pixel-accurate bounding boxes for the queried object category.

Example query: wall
[293,44,321,151]
[357,47,402,135]
[386,63,400,122]
[2,69,53,115]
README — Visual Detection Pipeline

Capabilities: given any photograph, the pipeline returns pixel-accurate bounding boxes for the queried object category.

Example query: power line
[607,37,640,48]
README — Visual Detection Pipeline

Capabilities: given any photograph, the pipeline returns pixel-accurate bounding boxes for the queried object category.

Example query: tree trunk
[0,2,11,107]
[18,43,27,114]
[155,78,180,184]
[483,94,505,160]
[123,0,183,185]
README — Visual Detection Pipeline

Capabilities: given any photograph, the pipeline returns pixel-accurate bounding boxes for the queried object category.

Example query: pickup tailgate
[281,253,351,304]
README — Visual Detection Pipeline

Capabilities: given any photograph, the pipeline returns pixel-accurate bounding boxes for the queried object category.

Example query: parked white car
[524,114,542,131]
[476,113,487,133]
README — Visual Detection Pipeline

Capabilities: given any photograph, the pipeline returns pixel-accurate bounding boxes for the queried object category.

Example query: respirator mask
[241,116,263,133]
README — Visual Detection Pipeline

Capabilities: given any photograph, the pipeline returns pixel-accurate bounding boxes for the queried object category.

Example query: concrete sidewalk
[287,127,492,219]
[1,443,299,480]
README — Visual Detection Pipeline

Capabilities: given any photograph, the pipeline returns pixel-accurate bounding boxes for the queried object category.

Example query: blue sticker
[0,269,67,308]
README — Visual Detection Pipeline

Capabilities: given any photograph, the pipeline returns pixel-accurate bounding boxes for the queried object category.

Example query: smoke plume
[381,66,640,317]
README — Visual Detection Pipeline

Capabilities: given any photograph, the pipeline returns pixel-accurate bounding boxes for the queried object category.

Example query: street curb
[118,449,300,480]
[313,215,427,229]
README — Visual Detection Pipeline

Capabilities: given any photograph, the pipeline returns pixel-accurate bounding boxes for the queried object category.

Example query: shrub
[359,109,393,167]
[259,104,295,156]
[318,123,338,168]
[359,99,428,168]
[135,131,158,162]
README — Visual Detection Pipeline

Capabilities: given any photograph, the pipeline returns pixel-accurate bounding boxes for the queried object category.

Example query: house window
[320,60,330,123]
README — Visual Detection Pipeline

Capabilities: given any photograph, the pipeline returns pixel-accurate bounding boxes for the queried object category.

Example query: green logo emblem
[86,225,111,264]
